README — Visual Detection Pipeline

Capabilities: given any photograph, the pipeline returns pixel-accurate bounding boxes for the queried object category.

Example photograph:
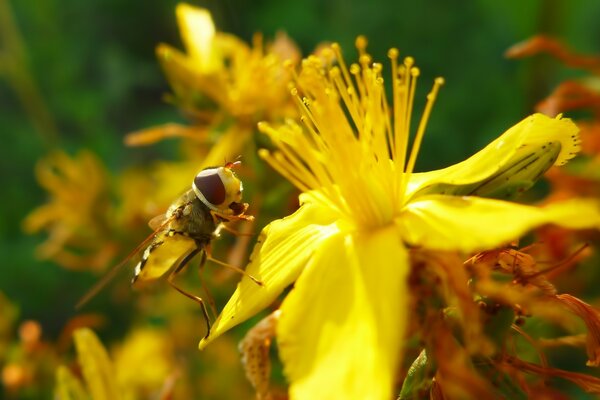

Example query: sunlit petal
[399,195,600,252]
[73,328,121,400]
[407,114,579,198]
[200,197,339,348]
[176,3,216,72]
[277,227,408,400]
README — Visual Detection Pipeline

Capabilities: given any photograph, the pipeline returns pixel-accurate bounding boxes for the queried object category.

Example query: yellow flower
[55,328,175,400]
[112,328,175,397]
[161,2,297,120]
[56,328,123,400]
[23,150,117,271]
[128,3,298,148]
[200,38,600,399]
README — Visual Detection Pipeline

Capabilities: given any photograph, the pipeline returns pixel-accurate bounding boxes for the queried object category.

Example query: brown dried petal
[506,35,600,74]
[239,310,281,400]
[555,294,600,367]
[505,355,600,393]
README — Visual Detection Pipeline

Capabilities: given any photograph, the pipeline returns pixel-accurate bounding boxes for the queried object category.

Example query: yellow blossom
[59,328,123,400]
[55,328,175,400]
[23,150,117,271]
[200,38,600,400]
[112,328,175,397]
[127,3,298,148]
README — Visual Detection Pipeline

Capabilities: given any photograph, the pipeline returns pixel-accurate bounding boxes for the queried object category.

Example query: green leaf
[398,350,433,400]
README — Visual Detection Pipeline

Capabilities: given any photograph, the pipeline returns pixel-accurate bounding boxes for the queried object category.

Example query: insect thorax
[168,189,217,241]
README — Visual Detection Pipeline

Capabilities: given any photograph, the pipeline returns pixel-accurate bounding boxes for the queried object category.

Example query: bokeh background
[2,0,600,398]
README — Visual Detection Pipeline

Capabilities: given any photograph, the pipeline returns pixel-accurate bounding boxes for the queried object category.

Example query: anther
[355,35,368,52]
[388,48,399,60]
[329,66,341,78]
[359,54,371,66]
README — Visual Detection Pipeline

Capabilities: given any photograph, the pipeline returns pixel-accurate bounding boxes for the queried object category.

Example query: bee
[77,161,262,338]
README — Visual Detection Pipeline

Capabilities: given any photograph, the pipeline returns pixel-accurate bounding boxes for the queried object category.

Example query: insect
[76,161,262,338]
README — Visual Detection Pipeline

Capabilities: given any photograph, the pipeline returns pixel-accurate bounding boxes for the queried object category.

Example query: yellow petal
[277,226,409,400]
[176,3,216,72]
[199,198,339,349]
[54,366,88,400]
[407,114,579,197]
[73,328,121,400]
[399,195,600,253]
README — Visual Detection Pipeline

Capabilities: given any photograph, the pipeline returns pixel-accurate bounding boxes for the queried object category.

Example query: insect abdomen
[132,231,197,285]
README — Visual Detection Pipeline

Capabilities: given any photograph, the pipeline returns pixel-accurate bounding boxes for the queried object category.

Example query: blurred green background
[1,0,600,398]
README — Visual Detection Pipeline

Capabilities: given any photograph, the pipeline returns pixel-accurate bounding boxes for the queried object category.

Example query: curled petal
[277,226,408,400]
[555,294,600,367]
[200,198,338,348]
[398,195,600,253]
[407,114,579,198]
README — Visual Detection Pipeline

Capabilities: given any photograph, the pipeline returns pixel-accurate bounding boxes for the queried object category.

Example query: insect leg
[196,250,218,319]
[204,244,264,287]
[218,223,255,237]
[210,208,254,224]
[167,247,212,339]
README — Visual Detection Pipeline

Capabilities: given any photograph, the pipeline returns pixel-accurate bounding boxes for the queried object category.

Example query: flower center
[259,37,444,229]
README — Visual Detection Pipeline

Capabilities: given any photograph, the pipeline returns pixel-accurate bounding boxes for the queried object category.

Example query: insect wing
[148,213,168,230]
[133,231,198,285]
[76,214,176,309]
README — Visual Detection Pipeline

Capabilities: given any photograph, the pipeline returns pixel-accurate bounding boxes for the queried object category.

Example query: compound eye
[194,169,226,206]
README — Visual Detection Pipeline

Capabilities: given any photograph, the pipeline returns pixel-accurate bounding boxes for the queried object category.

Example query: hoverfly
[76,161,262,338]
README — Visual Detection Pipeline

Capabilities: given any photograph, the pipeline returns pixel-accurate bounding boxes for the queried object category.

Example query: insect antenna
[75,215,176,309]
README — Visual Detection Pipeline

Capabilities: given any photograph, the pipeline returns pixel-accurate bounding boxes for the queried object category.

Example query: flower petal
[55,366,88,400]
[73,328,121,400]
[399,195,600,253]
[176,3,216,71]
[199,197,338,349]
[277,226,408,400]
[407,114,579,198]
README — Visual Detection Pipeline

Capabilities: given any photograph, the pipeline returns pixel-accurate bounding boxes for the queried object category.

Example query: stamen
[396,58,417,175]
[330,67,363,132]
[291,88,322,134]
[388,48,399,162]
[403,77,445,181]
[331,43,354,93]
[355,35,368,57]
[258,149,311,193]
[284,60,299,82]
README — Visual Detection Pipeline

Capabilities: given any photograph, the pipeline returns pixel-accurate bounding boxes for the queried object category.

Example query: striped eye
[193,168,226,207]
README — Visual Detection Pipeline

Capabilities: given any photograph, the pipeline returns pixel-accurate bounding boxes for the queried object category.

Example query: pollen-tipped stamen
[400,77,445,198]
